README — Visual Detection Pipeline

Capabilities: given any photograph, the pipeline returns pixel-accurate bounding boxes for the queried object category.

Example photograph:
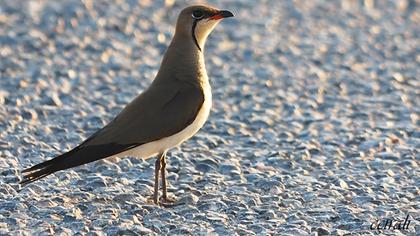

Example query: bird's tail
[19,143,138,187]
[19,149,79,187]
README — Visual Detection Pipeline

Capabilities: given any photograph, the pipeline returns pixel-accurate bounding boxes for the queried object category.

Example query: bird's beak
[209,10,234,20]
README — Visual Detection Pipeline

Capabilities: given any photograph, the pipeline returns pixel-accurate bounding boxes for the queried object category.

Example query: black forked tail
[19,143,138,187]
[19,150,74,187]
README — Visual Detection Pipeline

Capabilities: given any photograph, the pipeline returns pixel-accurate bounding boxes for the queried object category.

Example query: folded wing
[20,80,204,186]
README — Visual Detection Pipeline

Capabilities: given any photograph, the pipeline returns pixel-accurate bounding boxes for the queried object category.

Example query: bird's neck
[155,35,208,86]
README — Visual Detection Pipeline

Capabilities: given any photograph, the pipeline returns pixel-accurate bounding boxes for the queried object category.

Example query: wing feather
[20,80,204,186]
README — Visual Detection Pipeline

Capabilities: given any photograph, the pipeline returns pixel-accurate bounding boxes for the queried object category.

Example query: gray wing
[20,79,205,186]
[83,79,205,147]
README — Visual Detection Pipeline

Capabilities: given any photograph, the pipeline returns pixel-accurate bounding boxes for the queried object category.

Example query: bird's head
[175,5,234,51]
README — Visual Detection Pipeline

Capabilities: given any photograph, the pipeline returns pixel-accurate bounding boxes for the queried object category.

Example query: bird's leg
[159,153,180,207]
[160,152,172,201]
[152,152,179,207]
[153,155,162,205]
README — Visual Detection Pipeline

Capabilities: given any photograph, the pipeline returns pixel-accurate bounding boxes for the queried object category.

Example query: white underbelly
[109,83,212,159]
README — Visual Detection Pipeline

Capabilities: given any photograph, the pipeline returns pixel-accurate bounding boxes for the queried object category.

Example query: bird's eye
[192,10,204,19]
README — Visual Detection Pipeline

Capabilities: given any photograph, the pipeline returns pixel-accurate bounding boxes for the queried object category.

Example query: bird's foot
[158,196,182,207]
[146,197,159,205]
[146,195,181,207]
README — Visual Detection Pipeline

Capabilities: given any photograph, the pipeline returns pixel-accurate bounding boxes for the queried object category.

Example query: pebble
[316,227,330,235]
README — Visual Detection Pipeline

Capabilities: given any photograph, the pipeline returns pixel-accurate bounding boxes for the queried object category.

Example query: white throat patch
[194,19,221,50]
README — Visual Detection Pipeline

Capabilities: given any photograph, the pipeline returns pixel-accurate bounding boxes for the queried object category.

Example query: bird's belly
[113,85,212,159]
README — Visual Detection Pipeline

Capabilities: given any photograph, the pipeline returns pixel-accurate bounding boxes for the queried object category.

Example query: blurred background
[0,0,418,235]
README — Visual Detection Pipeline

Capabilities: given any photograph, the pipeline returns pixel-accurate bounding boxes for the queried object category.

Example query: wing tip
[19,171,51,187]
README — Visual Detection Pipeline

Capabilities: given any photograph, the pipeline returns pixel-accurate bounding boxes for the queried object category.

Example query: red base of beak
[209,10,234,20]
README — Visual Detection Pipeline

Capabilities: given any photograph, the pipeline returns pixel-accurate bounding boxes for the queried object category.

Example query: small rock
[316,227,330,235]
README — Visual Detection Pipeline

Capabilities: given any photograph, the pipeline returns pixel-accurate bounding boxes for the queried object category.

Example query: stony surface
[0,0,419,235]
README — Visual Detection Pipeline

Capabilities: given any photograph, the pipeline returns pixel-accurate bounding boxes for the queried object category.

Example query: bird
[19,5,234,206]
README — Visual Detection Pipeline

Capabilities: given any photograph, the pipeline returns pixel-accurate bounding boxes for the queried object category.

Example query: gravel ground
[0,0,419,235]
